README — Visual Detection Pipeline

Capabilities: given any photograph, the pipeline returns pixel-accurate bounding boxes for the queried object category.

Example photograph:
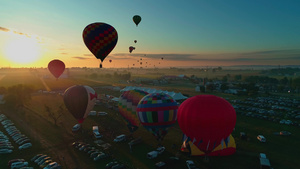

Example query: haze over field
[1,0,300,68]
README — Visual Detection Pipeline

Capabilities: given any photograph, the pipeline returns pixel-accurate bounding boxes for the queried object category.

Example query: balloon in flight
[134,40,137,43]
[133,15,141,26]
[177,95,236,154]
[83,22,118,68]
[63,85,97,124]
[137,93,178,142]
[48,59,65,80]
[129,46,135,53]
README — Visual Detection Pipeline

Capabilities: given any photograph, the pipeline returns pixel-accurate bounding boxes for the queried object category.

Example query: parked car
[40,160,53,168]
[43,162,58,169]
[34,155,48,163]
[155,161,166,169]
[94,153,109,161]
[156,146,165,154]
[113,134,126,142]
[38,157,51,165]
[0,149,13,154]
[10,161,28,169]
[93,131,103,139]
[8,159,25,167]
[90,151,102,158]
[31,154,44,161]
[105,161,119,169]
[19,143,32,150]
[186,160,197,169]
[72,124,81,132]
[257,135,266,142]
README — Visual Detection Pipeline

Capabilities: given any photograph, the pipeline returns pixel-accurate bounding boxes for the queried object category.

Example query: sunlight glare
[4,36,41,64]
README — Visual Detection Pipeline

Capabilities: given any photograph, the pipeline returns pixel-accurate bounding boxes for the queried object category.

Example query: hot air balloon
[129,46,135,53]
[48,59,65,80]
[109,59,112,63]
[137,93,178,142]
[134,40,137,43]
[177,95,236,155]
[63,85,97,124]
[83,22,118,68]
[161,57,164,60]
[133,15,141,26]
[118,90,148,133]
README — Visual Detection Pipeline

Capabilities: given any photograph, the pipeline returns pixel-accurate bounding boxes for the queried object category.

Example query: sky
[0,0,300,68]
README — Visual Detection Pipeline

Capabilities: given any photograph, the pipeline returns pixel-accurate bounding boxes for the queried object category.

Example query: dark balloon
[129,46,135,53]
[133,15,141,26]
[109,59,112,63]
[48,59,65,79]
[63,85,97,124]
[83,22,118,68]
[134,40,137,43]
[177,95,236,154]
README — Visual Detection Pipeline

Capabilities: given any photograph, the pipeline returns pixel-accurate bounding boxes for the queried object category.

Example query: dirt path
[3,106,90,169]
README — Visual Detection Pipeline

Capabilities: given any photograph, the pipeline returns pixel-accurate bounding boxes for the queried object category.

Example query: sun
[4,36,41,64]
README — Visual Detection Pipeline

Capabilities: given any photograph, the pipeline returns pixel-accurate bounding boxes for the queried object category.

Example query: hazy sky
[0,0,299,68]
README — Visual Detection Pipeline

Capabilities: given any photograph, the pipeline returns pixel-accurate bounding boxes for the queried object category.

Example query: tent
[181,134,236,156]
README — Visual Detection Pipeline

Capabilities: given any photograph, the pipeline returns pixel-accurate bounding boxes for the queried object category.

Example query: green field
[0,68,299,169]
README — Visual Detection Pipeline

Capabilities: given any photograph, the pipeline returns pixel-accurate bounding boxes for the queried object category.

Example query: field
[0,68,300,169]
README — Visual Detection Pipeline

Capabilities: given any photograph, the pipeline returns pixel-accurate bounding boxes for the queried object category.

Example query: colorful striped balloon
[136,93,178,141]
[118,90,148,133]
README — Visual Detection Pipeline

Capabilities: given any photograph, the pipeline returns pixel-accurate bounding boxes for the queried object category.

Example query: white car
[43,162,58,169]
[156,146,165,154]
[257,135,266,142]
[19,143,32,150]
[186,160,197,169]
[10,161,28,169]
[0,149,13,154]
[113,134,126,142]
[72,124,81,132]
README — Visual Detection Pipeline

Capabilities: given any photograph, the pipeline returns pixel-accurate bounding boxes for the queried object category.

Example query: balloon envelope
[129,46,135,53]
[48,59,65,79]
[137,93,178,141]
[133,15,141,26]
[177,95,236,154]
[83,22,118,64]
[118,89,148,133]
[63,85,97,123]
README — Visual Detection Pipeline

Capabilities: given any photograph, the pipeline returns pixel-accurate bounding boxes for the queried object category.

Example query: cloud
[109,49,300,63]
[72,56,92,60]
[83,54,94,56]
[60,53,68,55]
[0,26,10,32]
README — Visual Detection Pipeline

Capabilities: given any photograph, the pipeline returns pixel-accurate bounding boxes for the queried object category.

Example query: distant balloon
[83,22,118,68]
[48,59,65,80]
[133,64,135,66]
[129,46,135,53]
[177,95,236,154]
[161,57,164,60]
[63,85,97,124]
[109,59,112,63]
[134,40,137,43]
[137,93,178,142]
[133,15,141,26]
[118,89,149,133]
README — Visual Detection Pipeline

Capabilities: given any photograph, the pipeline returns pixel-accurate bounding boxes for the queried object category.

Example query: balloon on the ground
[83,22,118,68]
[177,95,236,154]
[136,93,178,141]
[133,15,141,26]
[48,59,65,79]
[63,85,97,123]
[118,89,149,133]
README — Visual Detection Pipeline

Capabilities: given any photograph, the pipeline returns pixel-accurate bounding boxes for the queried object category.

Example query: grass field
[0,68,299,169]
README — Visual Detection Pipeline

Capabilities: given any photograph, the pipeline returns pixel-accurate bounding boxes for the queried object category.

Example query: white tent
[172,92,188,101]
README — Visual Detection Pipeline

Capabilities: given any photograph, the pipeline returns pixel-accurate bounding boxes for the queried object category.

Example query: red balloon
[48,59,65,79]
[177,95,236,154]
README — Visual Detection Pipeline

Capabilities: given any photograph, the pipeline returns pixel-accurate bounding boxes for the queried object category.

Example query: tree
[234,74,242,81]
[45,104,64,126]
